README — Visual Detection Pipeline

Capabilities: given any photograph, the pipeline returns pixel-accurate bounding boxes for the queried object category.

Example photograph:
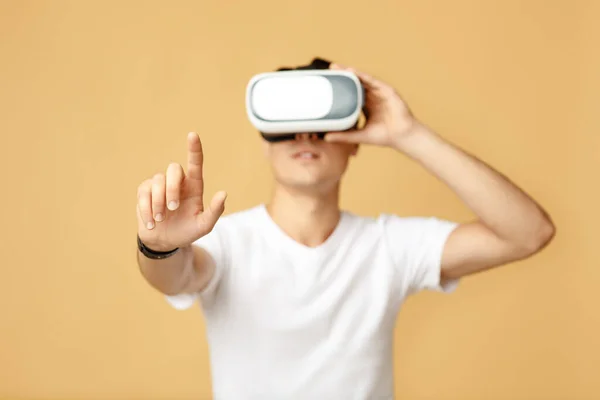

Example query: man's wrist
[137,235,180,259]
[391,121,441,159]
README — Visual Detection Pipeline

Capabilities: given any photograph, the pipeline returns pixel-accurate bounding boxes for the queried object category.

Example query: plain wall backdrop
[1,0,598,399]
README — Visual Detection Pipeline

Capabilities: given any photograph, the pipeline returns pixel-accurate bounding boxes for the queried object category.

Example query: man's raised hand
[136,132,227,251]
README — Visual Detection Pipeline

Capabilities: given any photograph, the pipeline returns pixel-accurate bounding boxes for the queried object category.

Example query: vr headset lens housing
[246,67,365,142]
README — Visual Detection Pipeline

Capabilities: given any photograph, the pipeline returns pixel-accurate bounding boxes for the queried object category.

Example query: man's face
[263,133,358,193]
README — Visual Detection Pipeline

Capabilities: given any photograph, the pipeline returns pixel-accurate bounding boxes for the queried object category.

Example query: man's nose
[294,132,319,141]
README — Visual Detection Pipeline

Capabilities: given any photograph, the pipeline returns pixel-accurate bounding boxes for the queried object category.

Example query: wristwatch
[137,235,179,260]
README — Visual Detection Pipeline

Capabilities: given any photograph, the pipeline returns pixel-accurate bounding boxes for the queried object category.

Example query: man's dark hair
[276,57,331,71]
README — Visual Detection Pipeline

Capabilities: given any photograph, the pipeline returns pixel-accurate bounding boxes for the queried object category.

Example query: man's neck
[266,184,342,248]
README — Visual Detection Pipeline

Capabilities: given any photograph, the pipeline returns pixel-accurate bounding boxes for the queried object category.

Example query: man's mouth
[292,150,320,160]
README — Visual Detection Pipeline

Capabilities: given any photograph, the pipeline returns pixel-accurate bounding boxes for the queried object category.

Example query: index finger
[331,63,383,91]
[187,132,204,181]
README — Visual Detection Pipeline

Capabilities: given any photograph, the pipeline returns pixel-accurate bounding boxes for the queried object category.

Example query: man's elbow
[519,216,556,256]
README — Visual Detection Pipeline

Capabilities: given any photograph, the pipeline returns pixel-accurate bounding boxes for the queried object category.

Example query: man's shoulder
[213,204,266,229]
[344,211,458,235]
[344,210,436,225]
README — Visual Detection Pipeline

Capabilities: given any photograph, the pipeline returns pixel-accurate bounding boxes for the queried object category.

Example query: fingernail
[168,201,179,210]
[155,213,163,222]
[147,221,154,229]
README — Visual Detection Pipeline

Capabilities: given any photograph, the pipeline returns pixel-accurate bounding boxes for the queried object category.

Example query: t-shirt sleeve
[164,222,227,310]
[379,214,460,297]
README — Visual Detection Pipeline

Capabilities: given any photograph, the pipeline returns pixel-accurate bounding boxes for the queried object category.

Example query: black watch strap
[137,235,179,260]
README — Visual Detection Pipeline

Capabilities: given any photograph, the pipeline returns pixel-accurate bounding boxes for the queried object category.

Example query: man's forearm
[395,122,554,250]
[137,245,195,295]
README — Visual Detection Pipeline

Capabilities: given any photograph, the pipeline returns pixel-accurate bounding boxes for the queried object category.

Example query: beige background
[1,0,598,399]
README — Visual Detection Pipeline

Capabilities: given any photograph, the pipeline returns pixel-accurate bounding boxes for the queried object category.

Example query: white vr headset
[245,58,365,142]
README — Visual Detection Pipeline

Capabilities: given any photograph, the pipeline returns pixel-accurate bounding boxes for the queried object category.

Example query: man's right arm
[137,244,216,296]
[135,132,226,297]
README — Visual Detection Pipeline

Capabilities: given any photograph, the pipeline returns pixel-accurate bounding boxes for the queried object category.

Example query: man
[136,59,555,399]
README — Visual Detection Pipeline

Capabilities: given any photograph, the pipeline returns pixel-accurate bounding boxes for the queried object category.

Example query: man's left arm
[325,63,555,281]
[394,123,555,281]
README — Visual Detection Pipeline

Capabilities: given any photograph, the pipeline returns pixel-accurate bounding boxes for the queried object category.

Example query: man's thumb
[197,191,227,233]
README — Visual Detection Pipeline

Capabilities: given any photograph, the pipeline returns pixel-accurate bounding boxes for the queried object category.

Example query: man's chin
[276,178,338,194]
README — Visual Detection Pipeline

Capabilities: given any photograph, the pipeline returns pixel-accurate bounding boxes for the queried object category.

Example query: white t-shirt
[166,204,459,400]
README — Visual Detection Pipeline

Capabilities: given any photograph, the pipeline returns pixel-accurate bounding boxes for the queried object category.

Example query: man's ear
[261,139,271,158]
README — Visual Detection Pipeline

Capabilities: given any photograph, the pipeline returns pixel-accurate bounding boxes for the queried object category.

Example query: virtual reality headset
[245,57,366,142]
